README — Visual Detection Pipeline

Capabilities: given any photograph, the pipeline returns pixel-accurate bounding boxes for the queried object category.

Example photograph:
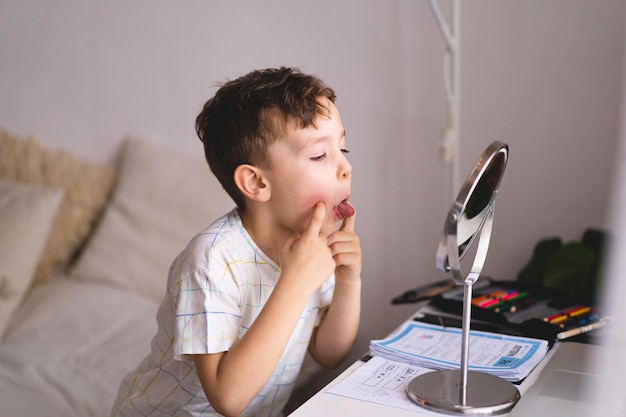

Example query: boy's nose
[340,159,352,181]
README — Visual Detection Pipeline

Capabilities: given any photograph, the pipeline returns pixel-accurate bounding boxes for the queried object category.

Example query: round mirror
[435,141,509,285]
[408,141,515,416]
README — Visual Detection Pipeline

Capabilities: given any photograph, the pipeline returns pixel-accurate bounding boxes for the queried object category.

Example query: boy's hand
[327,206,361,285]
[307,205,361,369]
[279,202,335,295]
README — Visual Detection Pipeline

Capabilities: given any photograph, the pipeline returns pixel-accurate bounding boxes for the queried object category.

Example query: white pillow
[0,126,117,285]
[71,138,234,300]
[0,180,64,339]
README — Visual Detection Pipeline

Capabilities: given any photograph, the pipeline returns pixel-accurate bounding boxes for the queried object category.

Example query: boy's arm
[193,203,336,417]
[308,211,362,369]
[193,282,314,417]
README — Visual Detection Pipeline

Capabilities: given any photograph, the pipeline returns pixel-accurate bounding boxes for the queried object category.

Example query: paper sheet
[327,356,439,413]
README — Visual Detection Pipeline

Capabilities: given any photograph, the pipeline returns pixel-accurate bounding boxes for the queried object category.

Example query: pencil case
[428,279,604,342]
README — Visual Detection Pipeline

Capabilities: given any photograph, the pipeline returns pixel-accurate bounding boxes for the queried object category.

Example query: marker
[479,296,508,309]
[544,306,589,322]
[556,317,611,340]
[472,290,509,306]
[494,293,544,313]
[545,306,591,324]
[483,291,529,310]
[558,313,598,329]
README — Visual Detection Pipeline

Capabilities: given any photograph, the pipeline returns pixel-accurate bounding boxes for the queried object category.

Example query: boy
[111,67,362,417]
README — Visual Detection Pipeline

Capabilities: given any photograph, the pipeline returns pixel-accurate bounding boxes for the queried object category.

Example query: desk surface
[289,311,620,417]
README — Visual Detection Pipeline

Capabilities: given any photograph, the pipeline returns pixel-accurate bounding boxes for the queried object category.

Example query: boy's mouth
[335,199,355,220]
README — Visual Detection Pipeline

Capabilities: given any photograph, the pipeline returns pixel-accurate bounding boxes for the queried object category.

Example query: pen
[556,317,611,340]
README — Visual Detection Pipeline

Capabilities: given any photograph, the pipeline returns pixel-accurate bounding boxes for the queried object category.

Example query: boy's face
[263,99,352,237]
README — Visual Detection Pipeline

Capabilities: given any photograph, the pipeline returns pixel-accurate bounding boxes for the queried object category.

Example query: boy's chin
[321,220,342,236]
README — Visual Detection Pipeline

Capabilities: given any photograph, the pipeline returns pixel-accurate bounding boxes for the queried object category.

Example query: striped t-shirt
[111,209,335,417]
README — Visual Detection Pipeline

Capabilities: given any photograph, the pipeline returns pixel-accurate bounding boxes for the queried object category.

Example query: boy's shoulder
[192,208,243,247]
[176,208,277,273]
[186,208,270,261]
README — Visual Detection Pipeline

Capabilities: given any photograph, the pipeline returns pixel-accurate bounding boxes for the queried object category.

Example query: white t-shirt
[111,209,335,417]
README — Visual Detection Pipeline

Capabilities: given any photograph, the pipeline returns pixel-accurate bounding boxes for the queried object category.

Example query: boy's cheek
[301,195,331,217]
[296,195,340,235]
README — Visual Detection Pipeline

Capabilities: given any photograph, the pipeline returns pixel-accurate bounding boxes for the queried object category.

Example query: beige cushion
[0,127,117,285]
[71,138,233,300]
[0,180,64,339]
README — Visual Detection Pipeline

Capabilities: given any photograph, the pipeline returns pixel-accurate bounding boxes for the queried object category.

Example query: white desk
[289,347,555,417]
[289,311,618,417]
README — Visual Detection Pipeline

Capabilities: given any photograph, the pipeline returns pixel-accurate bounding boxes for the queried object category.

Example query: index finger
[303,202,326,238]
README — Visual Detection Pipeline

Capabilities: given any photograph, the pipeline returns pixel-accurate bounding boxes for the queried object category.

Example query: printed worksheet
[370,321,549,382]
[327,355,437,413]
[327,330,556,413]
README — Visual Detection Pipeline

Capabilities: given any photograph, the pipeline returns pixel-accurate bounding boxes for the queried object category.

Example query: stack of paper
[370,321,549,382]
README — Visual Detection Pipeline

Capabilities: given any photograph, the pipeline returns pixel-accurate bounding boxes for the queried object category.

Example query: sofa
[0,127,322,416]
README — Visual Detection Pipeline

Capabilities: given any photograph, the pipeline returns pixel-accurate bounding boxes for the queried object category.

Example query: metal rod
[460,281,473,406]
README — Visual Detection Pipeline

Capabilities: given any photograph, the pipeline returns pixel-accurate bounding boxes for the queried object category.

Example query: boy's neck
[239,207,287,266]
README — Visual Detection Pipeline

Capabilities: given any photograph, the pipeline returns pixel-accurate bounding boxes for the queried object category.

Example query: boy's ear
[233,164,271,202]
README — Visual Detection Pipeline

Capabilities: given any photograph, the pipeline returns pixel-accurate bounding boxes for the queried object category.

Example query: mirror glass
[436,142,509,280]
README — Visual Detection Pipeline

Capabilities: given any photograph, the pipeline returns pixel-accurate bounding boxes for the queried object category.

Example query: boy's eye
[310,149,349,161]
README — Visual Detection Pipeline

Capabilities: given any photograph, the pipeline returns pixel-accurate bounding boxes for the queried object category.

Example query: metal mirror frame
[436,141,508,284]
[407,141,520,416]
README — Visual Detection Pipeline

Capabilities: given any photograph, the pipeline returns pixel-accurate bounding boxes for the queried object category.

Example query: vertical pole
[450,0,461,204]
[460,281,472,406]
[427,0,461,207]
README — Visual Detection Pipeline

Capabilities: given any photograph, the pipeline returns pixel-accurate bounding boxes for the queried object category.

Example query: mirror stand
[406,142,520,415]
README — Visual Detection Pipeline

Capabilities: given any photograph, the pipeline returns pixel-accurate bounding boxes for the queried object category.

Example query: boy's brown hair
[195,67,336,209]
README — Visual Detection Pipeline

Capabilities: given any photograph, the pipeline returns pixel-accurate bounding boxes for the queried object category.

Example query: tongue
[336,201,355,219]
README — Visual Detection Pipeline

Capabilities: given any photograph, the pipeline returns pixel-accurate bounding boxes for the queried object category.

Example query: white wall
[1,0,624,383]
[588,5,626,412]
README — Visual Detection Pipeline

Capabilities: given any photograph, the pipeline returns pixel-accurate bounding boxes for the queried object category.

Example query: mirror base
[407,370,520,415]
